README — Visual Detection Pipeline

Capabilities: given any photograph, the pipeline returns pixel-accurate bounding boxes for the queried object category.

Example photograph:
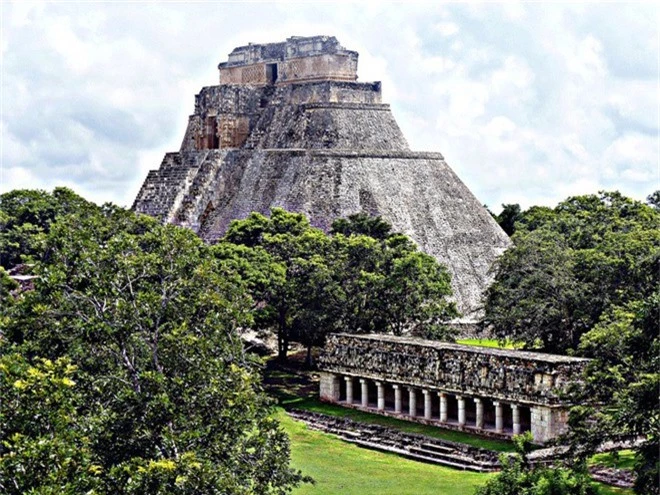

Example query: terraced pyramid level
[133,35,511,318]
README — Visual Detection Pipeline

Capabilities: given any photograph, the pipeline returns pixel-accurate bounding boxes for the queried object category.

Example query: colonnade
[334,375,530,435]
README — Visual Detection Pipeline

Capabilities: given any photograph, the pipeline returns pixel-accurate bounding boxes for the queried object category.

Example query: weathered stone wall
[218,35,358,85]
[318,334,589,407]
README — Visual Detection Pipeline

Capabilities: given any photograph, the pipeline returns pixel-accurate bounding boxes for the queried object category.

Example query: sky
[1,1,659,212]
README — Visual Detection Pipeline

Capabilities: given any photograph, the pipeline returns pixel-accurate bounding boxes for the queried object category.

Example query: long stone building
[318,334,589,443]
[132,35,511,318]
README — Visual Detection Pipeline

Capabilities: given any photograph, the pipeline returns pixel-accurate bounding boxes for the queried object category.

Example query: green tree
[567,295,659,495]
[0,187,98,269]
[495,203,522,236]
[2,199,304,494]
[483,191,660,354]
[223,209,459,362]
[0,351,103,495]
[645,190,660,211]
[482,191,660,494]
[330,212,393,240]
[475,432,598,495]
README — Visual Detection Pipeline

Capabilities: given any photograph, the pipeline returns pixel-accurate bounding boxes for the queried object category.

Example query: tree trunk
[305,344,314,368]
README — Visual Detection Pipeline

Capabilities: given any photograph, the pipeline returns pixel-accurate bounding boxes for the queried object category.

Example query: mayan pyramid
[133,35,511,319]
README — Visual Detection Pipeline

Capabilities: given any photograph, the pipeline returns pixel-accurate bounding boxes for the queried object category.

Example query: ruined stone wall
[278,54,357,84]
[318,334,589,407]
[218,35,358,86]
[219,63,270,85]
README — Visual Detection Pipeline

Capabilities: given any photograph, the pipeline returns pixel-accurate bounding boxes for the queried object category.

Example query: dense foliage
[1,189,459,493]
[483,191,659,354]
[483,191,660,495]
[476,433,598,495]
[221,209,459,363]
[0,190,304,494]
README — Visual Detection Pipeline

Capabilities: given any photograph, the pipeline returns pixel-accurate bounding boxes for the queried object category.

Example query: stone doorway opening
[520,406,532,432]
[205,116,219,149]
[266,63,278,84]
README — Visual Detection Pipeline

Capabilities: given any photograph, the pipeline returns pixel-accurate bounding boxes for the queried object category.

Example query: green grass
[277,409,632,495]
[278,409,493,495]
[456,339,517,349]
[590,450,636,470]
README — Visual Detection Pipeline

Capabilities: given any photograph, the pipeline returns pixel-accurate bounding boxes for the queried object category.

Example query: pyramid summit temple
[132,35,511,319]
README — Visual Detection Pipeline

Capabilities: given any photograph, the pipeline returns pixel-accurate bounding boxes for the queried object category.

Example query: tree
[2,199,304,494]
[330,212,392,240]
[567,295,659,495]
[0,351,103,495]
[495,203,522,236]
[482,191,660,354]
[0,187,98,269]
[646,190,660,211]
[482,191,660,494]
[223,209,459,363]
[475,432,599,495]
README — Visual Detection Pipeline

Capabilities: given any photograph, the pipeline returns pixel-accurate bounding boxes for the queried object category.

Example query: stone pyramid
[133,35,511,319]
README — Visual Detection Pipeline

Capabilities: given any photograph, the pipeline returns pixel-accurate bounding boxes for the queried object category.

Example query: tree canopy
[482,190,660,495]
[1,189,304,494]
[219,208,459,364]
[482,191,660,354]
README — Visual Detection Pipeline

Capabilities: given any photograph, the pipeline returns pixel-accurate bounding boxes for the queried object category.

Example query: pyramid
[133,35,511,319]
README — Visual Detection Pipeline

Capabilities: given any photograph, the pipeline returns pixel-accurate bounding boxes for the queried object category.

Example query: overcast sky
[1,2,658,212]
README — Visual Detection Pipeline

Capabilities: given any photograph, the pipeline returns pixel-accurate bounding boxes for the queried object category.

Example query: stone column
[494,401,503,433]
[319,372,341,401]
[393,384,402,414]
[360,378,369,408]
[474,398,484,429]
[438,392,448,422]
[344,376,354,405]
[408,387,417,417]
[512,404,521,434]
[457,395,466,426]
[423,389,432,419]
[376,381,385,411]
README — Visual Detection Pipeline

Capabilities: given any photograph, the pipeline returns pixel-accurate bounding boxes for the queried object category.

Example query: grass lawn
[278,409,492,495]
[456,338,517,349]
[590,450,636,470]
[277,409,632,495]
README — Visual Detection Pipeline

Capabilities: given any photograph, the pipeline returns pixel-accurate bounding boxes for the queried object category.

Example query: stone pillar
[474,398,484,429]
[438,392,447,422]
[423,389,432,419]
[494,401,503,433]
[360,378,369,408]
[457,395,465,426]
[408,387,416,417]
[376,381,385,411]
[319,372,341,401]
[393,384,402,414]
[344,376,354,405]
[512,404,521,435]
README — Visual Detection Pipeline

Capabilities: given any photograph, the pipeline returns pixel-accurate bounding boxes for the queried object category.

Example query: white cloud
[1,2,657,213]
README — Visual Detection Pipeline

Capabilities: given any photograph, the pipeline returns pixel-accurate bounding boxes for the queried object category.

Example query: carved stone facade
[318,334,589,443]
[132,36,512,318]
[218,36,358,86]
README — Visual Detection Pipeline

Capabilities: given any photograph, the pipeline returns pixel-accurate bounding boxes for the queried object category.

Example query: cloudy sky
[1,2,658,212]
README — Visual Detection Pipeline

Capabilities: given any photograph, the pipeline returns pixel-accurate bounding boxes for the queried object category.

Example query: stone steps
[288,409,500,472]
